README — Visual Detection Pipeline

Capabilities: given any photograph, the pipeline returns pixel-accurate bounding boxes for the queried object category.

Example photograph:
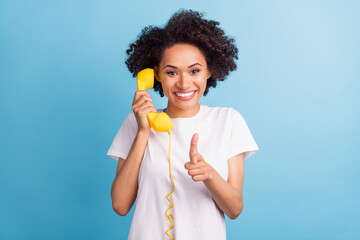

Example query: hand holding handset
[137,68,173,134]
[136,68,175,239]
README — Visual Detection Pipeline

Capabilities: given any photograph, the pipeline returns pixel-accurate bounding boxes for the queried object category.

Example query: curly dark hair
[125,9,238,97]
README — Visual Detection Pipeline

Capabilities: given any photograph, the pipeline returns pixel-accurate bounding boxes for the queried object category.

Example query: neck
[164,103,200,118]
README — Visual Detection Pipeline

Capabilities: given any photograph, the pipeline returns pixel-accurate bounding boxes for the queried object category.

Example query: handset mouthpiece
[147,112,173,133]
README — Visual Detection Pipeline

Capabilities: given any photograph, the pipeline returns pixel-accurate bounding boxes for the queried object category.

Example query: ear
[154,66,161,82]
[207,70,212,79]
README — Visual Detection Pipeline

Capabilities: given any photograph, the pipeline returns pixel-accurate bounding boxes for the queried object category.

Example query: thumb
[190,133,199,163]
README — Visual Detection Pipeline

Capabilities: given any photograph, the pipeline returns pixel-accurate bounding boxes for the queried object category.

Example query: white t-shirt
[107,105,259,240]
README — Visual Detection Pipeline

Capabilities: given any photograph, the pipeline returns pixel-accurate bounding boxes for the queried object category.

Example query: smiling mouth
[175,91,195,97]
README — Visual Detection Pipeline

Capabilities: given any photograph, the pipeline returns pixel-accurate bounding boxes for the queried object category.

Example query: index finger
[189,133,199,160]
[132,91,152,105]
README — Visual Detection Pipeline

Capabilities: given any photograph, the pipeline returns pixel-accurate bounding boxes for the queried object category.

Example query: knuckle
[145,98,153,104]
[136,91,146,98]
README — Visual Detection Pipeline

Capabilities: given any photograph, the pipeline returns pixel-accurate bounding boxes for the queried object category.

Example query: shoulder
[200,105,247,129]
[124,111,136,123]
[122,111,138,132]
[201,105,229,114]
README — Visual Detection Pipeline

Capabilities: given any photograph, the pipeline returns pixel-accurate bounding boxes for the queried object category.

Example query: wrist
[204,164,215,184]
[137,129,150,138]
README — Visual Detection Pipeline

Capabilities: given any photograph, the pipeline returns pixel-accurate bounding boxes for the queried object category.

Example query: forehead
[160,43,207,66]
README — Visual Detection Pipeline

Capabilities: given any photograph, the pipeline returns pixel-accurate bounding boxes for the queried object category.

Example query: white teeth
[176,91,195,97]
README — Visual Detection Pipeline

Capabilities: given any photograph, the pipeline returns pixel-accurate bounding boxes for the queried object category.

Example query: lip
[173,90,197,100]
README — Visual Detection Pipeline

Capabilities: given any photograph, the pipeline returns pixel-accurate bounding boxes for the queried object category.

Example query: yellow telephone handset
[137,68,173,134]
[136,68,175,239]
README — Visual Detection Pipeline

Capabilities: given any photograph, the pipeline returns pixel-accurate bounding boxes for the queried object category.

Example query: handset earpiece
[137,68,154,91]
[137,68,173,134]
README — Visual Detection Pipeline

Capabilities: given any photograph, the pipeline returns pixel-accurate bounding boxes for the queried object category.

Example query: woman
[107,9,259,240]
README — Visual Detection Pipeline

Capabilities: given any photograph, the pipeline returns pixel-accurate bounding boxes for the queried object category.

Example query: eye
[166,71,177,76]
[191,69,200,75]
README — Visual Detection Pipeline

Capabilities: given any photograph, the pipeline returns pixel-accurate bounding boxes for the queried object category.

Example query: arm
[185,133,245,220]
[111,131,150,216]
[203,153,244,220]
[111,90,156,216]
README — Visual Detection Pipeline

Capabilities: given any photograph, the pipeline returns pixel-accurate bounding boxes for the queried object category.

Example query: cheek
[161,80,173,94]
[198,75,208,89]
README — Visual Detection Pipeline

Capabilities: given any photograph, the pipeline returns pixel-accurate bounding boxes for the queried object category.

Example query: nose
[176,73,191,90]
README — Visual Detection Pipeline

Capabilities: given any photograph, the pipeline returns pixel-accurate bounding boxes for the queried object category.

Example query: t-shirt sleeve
[227,108,259,160]
[106,112,138,161]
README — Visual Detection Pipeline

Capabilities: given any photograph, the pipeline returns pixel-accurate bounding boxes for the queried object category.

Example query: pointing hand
[184,133,213,182]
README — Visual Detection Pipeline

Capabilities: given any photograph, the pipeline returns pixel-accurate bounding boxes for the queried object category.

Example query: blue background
[1,0,359,239]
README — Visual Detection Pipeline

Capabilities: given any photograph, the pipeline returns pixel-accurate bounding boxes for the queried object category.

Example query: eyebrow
[163,63,202,69]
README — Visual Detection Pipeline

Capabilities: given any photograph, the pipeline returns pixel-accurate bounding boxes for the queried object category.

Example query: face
[155,43,211,117]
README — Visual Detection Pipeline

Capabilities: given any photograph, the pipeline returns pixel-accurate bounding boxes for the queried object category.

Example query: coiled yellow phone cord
[165,131,175,239]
